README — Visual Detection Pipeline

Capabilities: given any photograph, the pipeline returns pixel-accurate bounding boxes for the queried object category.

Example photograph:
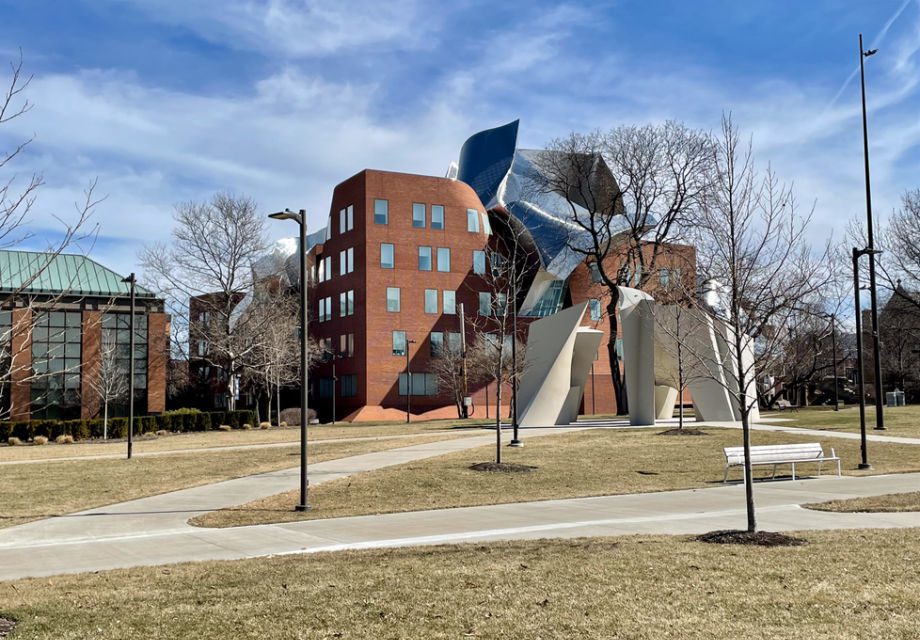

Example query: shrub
[279,408,317,426]
[55,434,75,444]
[259,421,271,430]
[280,421,288,428]
[108,418,128,439]
[217,424,232,432]
[156,414,172,431]
[8,436,22,446]
[196,412,212,431]
[156,429,169,437]
[242,423,253,430]
[33,435,48,445]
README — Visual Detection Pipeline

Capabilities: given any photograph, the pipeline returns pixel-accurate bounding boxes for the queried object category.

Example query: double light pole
[122,273,136,460]
[268,208,311,512]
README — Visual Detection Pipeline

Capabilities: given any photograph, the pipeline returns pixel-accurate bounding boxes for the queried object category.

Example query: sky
[1,0,919,282]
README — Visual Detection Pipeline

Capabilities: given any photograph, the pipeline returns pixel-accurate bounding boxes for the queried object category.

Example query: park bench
[775,399,799,412]
[722,443,841,483]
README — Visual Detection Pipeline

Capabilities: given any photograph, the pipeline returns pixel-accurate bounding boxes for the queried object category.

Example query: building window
[197,340,208,356]
[340,290,355,317]
[495,293,507,316]
[490,253,507,278]
[437,247,450,272]
[418,246,432,271]
[340,333,355,357]
[431,205,445,230]
[443,290,456,314]
[347,205,354,231]
[198,311,209,324]
[588,262,603,283]
[339,208,346,234]
[412,202,426,228]
[321,337,334,359]
[392,330,407,356]
[523,279,567,318]
[589,299,602,321]
[473,250,486,275]
[467,208,480,233]
[479,292,491,316]
[446,331,461,351]
[387,287,401,312]
[398,372,439,396]
[615,339,624,358]
[482,212,492,235]
[380,243,394,269]
[339,247,354,275]
[319,377,334,399]
[341,374,357,397]
[659,268,669,287]
[425,289,438,314]
[318,296,332,322]
[374,199,388,225]
[430,331,444,357]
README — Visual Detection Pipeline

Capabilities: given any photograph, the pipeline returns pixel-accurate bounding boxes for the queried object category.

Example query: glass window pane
[374,199,388,224]
[467,208,480,233]
[437,247,450,272]
[431,332,443,357]
[387,287,401,312]
[479,292,490,315]
[473,251,486,275]
[424,289,438,314]
[443,290,456,314]
[431,205,444,230]
[347,205,354,231]
[392,330,406,356]
[65,343,81,358]
[418,246,432,271]
[381,243,394,269]
[49,312,67,327]
[412,203,426,228]
[66,312,82,328]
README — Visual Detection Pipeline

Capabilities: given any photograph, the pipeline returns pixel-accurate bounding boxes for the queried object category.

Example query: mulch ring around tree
[657,428,709,436]
[469,462,538,473]
[693,529,808,547]
[0,618,16,638]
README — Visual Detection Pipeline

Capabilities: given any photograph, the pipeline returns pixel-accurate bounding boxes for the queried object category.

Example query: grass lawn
[0,433,471,530]
[805,491,920,513]
[759,404,920,438]
[193,426,920,528]
[2,529,919,639]
[0,419,487,462]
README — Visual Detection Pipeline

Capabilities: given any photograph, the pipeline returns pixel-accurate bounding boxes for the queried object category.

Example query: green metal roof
[0,250,156,298]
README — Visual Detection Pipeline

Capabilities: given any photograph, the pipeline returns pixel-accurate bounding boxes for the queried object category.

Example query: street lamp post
[859,33,886,431]
[824,313,840,411]
[509,265,522,447]
[268,208,311,511]
[852,247,876,469]
[122,273,136,460]
[405,338,416,423]
[329,350,344,425]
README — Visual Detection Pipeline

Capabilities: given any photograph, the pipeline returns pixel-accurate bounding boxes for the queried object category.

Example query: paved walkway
[2,418,920,581]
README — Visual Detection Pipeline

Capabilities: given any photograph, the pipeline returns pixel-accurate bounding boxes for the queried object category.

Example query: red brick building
[307,169,695,422]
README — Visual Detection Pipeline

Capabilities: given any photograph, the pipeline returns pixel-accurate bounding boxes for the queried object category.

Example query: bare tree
[85,334,128,439]
[0,51,101,419]
[535,122,712,414]
[429,340,469,419]
[689,115,830,533]
[876,189,920,310]
[140,193,267,410]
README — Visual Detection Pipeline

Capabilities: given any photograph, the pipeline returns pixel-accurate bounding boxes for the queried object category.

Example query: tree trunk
[276,378,281,426]
[606,301,628,415]
[495,374,503,464]
[103,401,108,440]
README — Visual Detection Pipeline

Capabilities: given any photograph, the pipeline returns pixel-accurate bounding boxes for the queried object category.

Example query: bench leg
[792,463,796,481]
[772,464,777,480]
[818,461,823,477]
[723,465,729,483]
[837,459,841,477]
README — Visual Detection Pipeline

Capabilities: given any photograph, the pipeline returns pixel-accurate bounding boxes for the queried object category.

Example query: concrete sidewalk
[2,470,919,580]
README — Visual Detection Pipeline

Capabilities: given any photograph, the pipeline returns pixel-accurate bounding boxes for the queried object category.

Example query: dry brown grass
[2,529,919,639]
[194,426,920,528]
[760,405,920,438]
[0,420,485,462]
[0,433,469,530]
[805,491,920,513]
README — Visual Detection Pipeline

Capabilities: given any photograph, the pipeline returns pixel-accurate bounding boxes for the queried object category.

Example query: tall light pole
[852,247,877,469]
[268,208,311,511]
[823,313,840,411]
[405,338,416,423]
[509,264,522,447]
[122,273,136,460]
[859,33,886,431]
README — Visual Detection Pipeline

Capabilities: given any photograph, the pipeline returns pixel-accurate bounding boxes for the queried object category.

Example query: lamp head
[864,48,878,57]
[268,208,303,224]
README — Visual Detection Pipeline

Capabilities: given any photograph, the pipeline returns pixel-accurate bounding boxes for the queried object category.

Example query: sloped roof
[0,250,156,298]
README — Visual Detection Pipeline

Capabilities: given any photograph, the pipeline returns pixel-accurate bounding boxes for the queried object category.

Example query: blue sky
[1,0,919,279]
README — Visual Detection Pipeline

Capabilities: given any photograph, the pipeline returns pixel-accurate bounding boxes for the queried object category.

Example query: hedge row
[0,410,257,442]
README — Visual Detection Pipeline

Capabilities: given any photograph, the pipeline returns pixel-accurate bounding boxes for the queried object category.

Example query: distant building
[0,250,168,420]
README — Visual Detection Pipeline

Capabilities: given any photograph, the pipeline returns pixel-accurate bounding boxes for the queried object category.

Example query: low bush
[33,435,48,445]
[280,421,288,428]
[259,422,271,430]
[242,423,253,430]
[7,436,22,446]
[55,434,75,444]
[218,424,232,432]
[279,408,317,427]
[155,430,169,437]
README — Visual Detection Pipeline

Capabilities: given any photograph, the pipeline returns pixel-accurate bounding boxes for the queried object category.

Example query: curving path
[2,418,920,581]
